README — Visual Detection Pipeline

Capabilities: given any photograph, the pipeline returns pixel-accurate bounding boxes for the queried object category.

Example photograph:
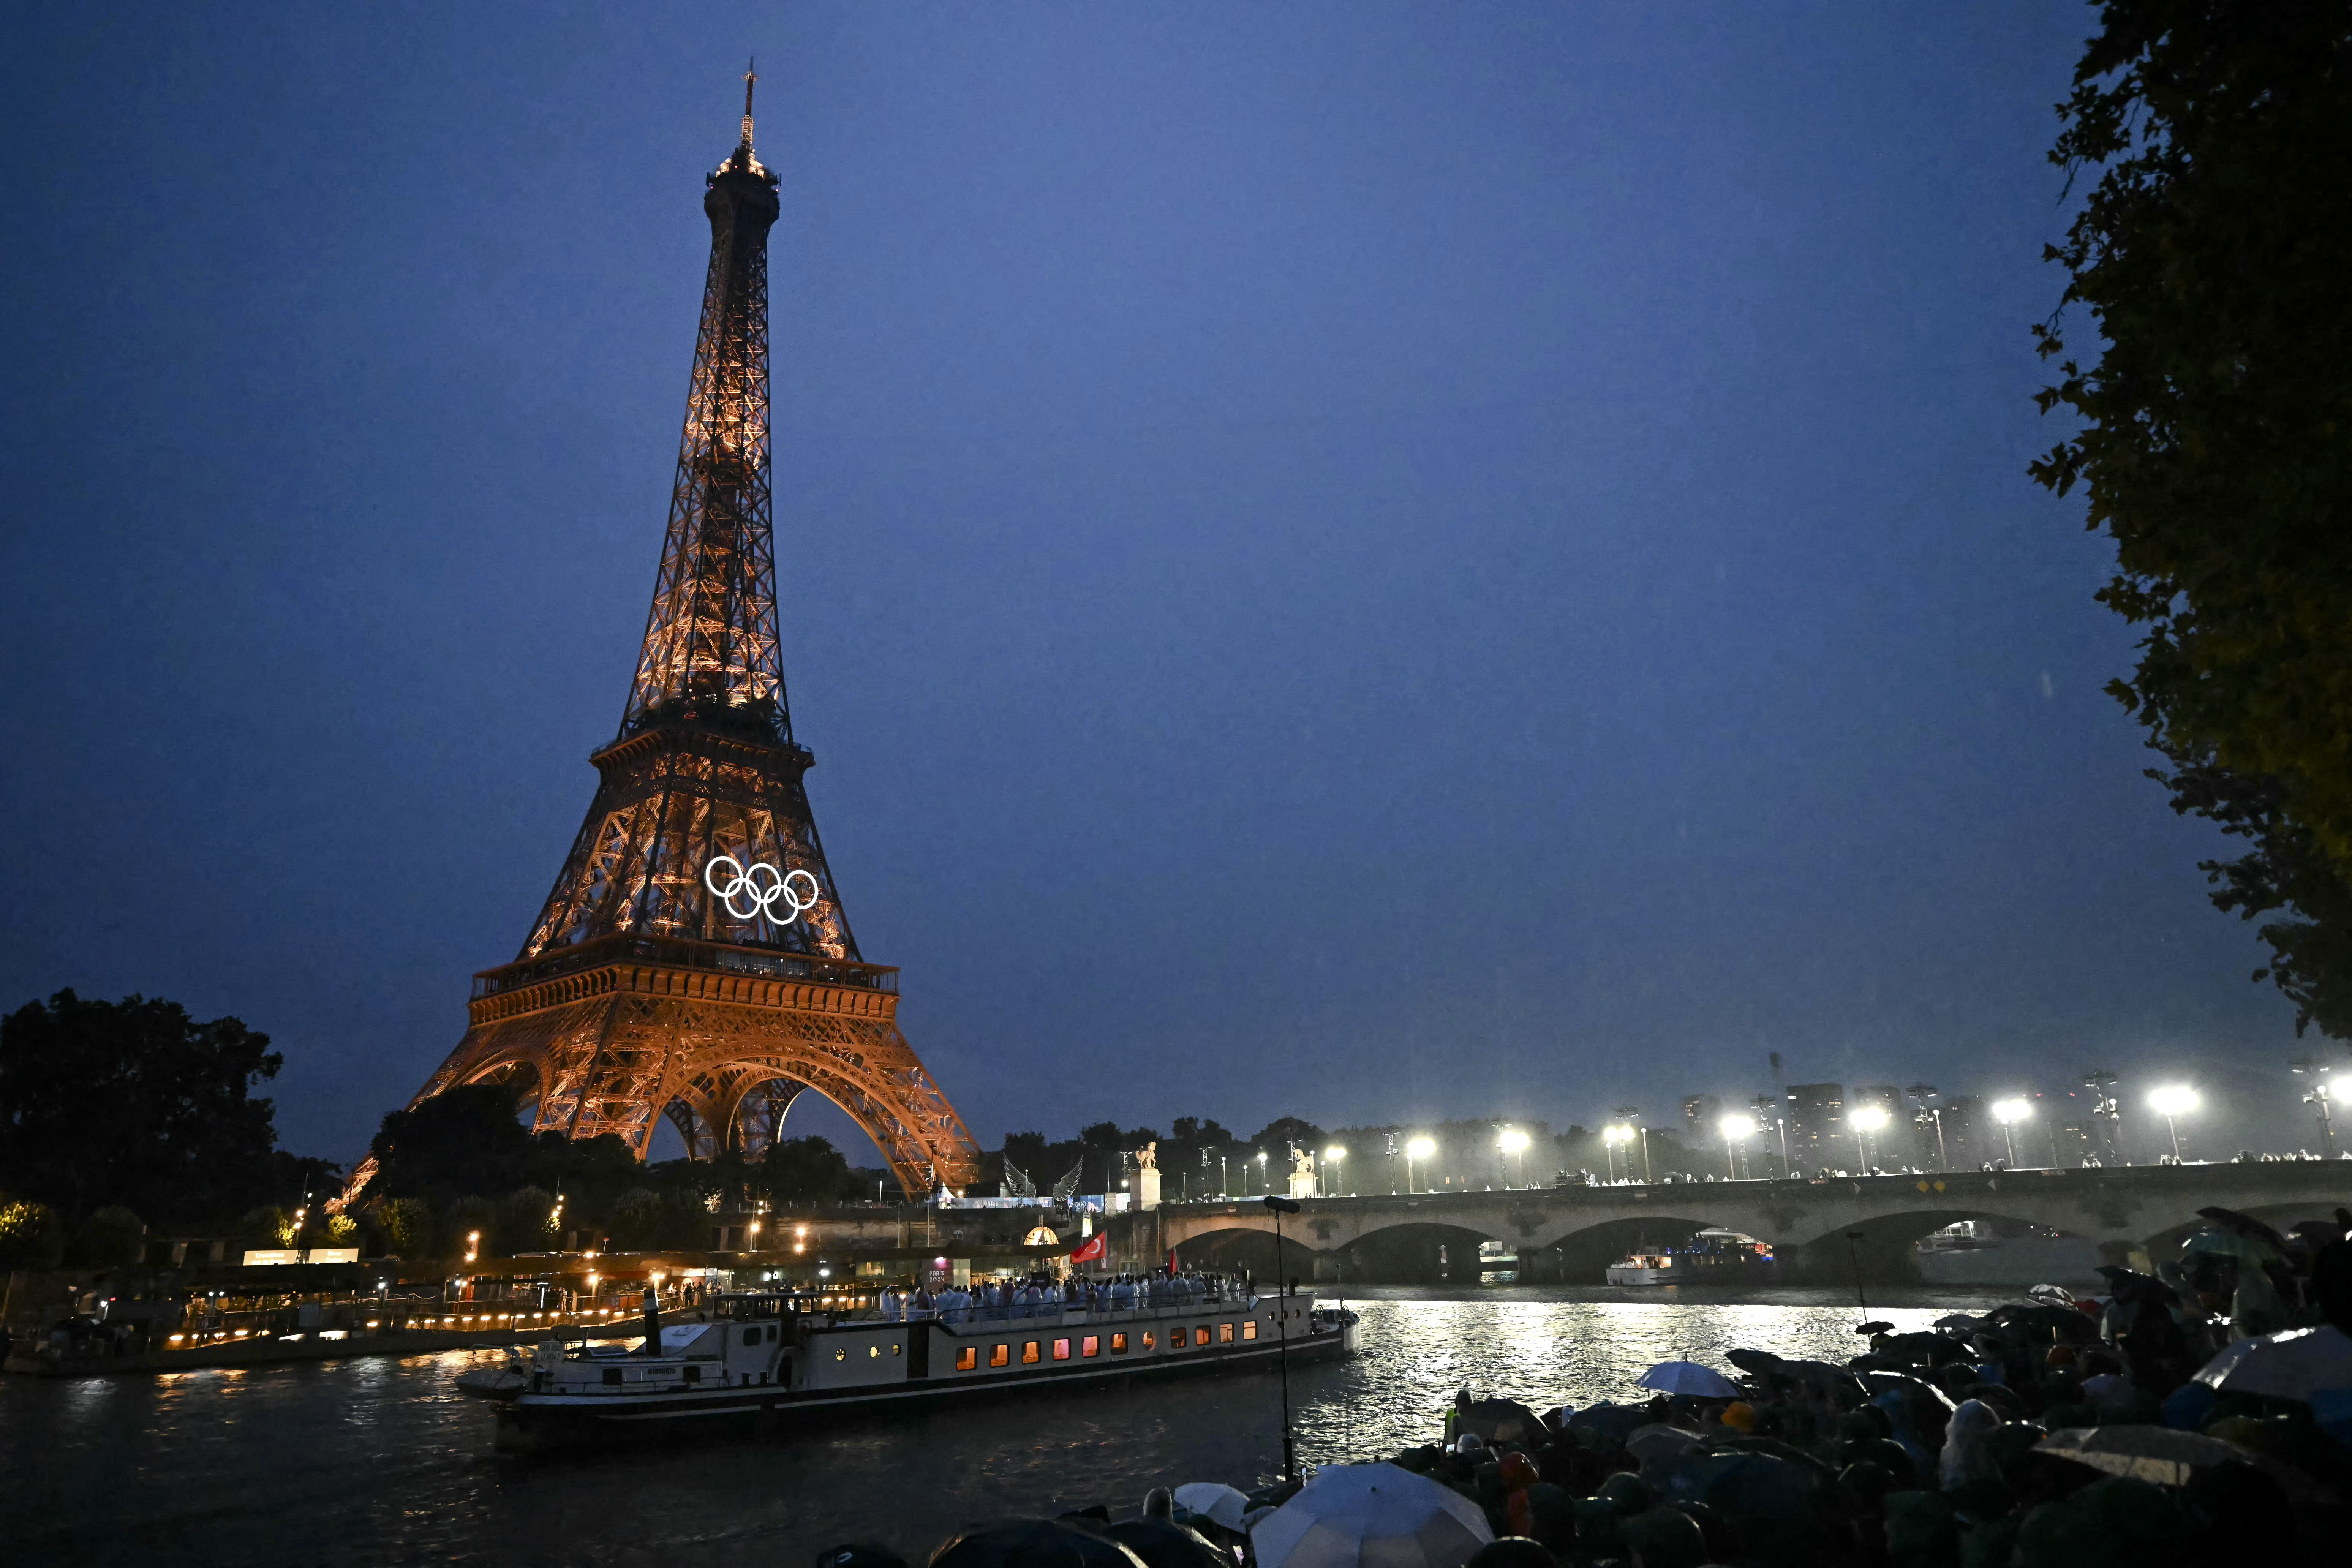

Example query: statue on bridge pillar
[1288,1143,1318,1200]
[1133,1141,1161,1212]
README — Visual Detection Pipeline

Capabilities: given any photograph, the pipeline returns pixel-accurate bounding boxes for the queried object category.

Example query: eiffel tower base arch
[339,936,980,1206]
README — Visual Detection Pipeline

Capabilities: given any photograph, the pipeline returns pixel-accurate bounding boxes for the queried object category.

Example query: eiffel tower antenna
[741,56,757,152]
[337,81,979,1209]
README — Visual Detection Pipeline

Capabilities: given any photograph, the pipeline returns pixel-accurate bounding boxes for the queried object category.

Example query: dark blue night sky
[2,4,2314,1167]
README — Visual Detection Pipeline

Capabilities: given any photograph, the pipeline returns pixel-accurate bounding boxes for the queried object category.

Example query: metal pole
[2164,1113,2183,1163]
[1845,1230,1868,1320]
[1265,1195,1300,1484]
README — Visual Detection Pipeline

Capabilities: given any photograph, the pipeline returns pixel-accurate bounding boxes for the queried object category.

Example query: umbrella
[2192,1323,2352,1400]
[2181,1229,2282,1267]
[1860,1370,1954,1404]
[1854,1321,1897,1335]
[1659,1451,1821,1524]
[1625,1423,1702,1468]
[1171,1483,1250,1533]
[1636,1361,1741,1398]
[1933,1313,1984,1331]
[929,1520,1146,1568]
[2037,1426,2334,1504]
[1249,1463,1492,1568]
[1724,1348,1864,1402]
[1102,1518,1227,1568]
[2196,1206,2294,1255]
[1454,1395,1548,1445]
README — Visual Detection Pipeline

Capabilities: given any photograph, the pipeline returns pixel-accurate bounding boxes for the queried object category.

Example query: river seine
[8,1285,2014,1567]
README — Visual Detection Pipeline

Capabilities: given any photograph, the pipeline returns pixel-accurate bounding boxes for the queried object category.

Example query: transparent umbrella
[1249,1463,1492,1568]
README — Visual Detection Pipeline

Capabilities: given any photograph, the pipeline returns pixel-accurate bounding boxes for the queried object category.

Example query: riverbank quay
[0,1235,1076,1378]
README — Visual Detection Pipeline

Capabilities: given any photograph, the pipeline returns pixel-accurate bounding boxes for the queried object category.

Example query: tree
[759,1136,864,1203]
[363,1083,534,1204]
[1248,1116,1326,1154]
[2032,1,2352,1037]
[0,991,292,1226]
[75,1206,147,1267]
[0,1196,65,1270]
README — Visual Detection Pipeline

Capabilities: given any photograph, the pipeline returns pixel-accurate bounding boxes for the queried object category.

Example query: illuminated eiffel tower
[347,68,980,1201]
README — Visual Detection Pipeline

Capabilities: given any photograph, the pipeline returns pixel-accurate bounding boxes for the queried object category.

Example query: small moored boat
[1604,1229,1779,1286]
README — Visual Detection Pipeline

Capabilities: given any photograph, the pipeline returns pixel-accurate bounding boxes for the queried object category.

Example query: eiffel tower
[346,68,981,1202]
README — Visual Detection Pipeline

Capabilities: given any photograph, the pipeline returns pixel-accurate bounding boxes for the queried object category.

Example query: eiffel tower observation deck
[345,69,982,1203]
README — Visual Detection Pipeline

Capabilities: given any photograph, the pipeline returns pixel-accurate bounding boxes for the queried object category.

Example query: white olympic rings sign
[702,856,822,925]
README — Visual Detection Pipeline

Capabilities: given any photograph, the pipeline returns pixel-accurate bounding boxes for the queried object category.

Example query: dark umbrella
[929,1520,1145,1568]
[1100,1519,1226,1568]
[1456,1395,1549,1445]
[1724,1348,1865,1403]
[2037,1425,2333,1505]
[1980,1303,2099,1342]
[1659,1451,1822,1525]
[1566,1402,1657,1443]
[2094,1266,2180,1309]
[2196,1206,2295,1257]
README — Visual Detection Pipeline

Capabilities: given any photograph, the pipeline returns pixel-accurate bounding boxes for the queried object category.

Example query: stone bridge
[1118,1162,2352,1284]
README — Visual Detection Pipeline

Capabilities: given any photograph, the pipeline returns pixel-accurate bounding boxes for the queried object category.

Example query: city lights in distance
[1991,1098,2032,1124]
[2148,1084,2199,1117]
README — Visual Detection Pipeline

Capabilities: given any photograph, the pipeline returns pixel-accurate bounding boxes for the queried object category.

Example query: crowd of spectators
[815,1204,2352,1566]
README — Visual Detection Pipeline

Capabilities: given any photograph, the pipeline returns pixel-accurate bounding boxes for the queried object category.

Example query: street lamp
[1906,1083,1946,1171]
[1614,1105,1653,1182]
[465,1229,480,1265]
[1405,1136,1436,1194]
[1991,1098,2031,1167]
[1256,1150,1269,1196]
[1848,1106,1889,1173]
[1323,1145,1348,1196]
[1602,1123,1631,1183]
[1497,1127,1530,1188]
[2148,1084,2199,1162]
[1718,1113,1756,1180]
[2292,1057,2338,1158]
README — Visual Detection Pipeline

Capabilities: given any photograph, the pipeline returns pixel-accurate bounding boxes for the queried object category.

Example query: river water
[8,1285,2012,1567]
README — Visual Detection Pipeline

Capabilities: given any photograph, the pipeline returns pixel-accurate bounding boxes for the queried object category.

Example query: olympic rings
[702,855,822,925]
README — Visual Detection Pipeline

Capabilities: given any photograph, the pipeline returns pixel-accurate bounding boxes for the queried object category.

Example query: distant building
[1785,1083,1845,1168]
[1854,1085,1906,1169]
[1680,1094,1723,1141]
[1939,1095,1982,1170]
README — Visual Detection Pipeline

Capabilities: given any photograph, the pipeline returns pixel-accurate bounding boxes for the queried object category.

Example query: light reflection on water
[6,1287,2005,1567]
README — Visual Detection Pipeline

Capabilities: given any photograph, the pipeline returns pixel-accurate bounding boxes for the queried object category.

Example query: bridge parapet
[1145,1162,2350,1281]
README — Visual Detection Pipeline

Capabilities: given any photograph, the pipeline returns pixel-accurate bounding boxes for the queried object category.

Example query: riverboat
[1913,1220,2102,1288]
[1604,1229,1779,1286]
[457,1284,1358,1450]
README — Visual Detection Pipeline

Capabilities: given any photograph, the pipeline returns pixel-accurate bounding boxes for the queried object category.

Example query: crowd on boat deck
[812,1205,2351,1567]
[876,1268,1252,1323]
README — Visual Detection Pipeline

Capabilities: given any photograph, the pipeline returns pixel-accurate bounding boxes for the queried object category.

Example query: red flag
[1069,1233,1108,1265]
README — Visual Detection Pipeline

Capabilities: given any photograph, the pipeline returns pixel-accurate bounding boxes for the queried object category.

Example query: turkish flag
[1069,1233,1108,1265]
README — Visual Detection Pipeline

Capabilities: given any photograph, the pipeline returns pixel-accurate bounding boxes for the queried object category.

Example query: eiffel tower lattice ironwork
[343,69,981,1203]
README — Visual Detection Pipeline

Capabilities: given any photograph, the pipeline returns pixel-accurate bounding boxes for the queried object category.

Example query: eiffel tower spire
[625,63,783,742]
[340,84,981,1202]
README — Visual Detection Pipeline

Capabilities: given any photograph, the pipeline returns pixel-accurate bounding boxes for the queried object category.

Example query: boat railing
[865,1293,1260,1329]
